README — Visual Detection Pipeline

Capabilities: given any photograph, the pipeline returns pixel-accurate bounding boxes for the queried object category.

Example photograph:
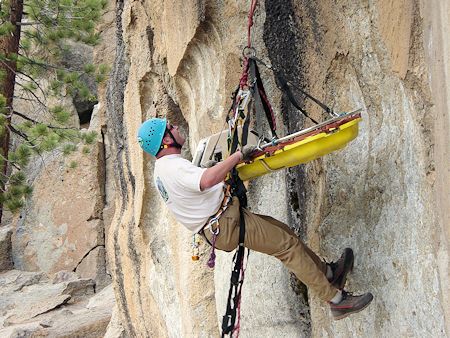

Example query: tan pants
[202,197,337,301]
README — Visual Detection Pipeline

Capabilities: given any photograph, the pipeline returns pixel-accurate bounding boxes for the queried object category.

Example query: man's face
[166,122,185,146]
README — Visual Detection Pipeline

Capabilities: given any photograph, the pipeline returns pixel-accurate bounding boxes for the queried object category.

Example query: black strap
[241,97,252,147]
[228,124,240,155]
[221,206,247,337]
[220,164,248,337]
[229,168,247,208]
[249,56,336,121]
[249,59,278,139]
[276,75,319,124]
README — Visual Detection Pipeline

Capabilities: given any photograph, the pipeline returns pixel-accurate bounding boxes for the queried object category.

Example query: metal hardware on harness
[231,89,251,124]
[205,190,232,269]
[207,221,220,236]
[242,46,256,58]
[205,186,233,235]
[191,234,200,261]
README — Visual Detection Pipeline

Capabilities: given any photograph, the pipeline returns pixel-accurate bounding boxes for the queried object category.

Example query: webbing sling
[277,75,319,124]
[221,204,247,337]
[249,55,337,122]
[220,156,249,337]
[249,58,278,139]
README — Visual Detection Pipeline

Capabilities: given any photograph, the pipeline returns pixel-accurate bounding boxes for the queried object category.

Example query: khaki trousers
[203,197,337,301]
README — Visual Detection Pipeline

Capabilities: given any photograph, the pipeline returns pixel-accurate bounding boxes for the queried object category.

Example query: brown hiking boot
[330,290,374,320]
[327,248,354,289]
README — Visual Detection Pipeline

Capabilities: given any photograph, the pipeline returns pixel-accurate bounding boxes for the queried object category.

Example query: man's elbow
[200,170,215,191]
[200,176,215,191]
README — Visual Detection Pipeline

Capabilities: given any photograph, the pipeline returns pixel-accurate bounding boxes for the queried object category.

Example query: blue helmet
[138,118,167,156]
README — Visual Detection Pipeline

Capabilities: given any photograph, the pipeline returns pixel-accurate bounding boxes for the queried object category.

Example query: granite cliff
[1,0,448,337]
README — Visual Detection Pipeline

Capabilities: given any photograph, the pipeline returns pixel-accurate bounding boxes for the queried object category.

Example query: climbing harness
[205,184,232,268]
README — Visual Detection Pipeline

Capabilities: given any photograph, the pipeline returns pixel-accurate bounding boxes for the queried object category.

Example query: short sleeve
[176,160,207,192]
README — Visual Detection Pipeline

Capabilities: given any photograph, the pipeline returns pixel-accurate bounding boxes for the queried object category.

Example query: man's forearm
[200,151,243,190]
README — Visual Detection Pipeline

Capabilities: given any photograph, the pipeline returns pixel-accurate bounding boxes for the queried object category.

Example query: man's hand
[241,145,258,161]
[201,160,218,168]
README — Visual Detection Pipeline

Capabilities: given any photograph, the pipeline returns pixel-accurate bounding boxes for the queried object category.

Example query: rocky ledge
[0,270,120,338]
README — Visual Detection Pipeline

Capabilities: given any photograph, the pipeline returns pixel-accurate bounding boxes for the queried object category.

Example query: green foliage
[9,172,26,185]
[24,0,107,52]
[0,69,6,83]
[62,143,77,155]
[0,22,14,36]
[0,96,7,115]
[95,64,110,83]
[0,0,107,215]
[50,106,71,124]
[5,198,25,213]
[82,146,90,154]
[83,64,95,74]
[81,131,97,145]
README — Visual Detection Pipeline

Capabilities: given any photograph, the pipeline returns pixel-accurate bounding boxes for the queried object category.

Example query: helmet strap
[159,128,182,152]
[165,128,183,149]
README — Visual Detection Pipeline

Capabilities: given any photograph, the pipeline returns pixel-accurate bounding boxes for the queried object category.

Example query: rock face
[0,226,13,271]
[12,144,107,281]
[104,0,449,337]
[9,0,117,286]
[0,1,118,337]
[0,270,114,337]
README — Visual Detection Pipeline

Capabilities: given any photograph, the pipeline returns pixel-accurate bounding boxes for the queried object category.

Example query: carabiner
[208,219,220,236]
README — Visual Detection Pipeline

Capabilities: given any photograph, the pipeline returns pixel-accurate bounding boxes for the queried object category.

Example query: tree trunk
[0,0,24,224]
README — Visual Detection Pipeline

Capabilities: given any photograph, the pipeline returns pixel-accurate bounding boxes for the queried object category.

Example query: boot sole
[332,294,373,321]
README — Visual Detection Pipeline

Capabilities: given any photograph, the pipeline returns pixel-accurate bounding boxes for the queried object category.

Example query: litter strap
[249,58,278,138]
[249,55,336,120]
[277,75,319,124]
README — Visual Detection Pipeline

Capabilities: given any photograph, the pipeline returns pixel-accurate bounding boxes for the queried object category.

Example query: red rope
[239,60,249,89]
[247,0,258,47]
[239,0,258,89]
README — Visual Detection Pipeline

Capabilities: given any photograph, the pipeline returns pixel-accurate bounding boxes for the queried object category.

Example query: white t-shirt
[154,154,224,233]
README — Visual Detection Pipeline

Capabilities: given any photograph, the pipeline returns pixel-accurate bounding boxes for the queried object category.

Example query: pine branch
[0,60,46,101]
[15,22,41,26]
[8,124,32,144]
[13,95,36,102]
[0,148,21,171]
[0,60,48,110]
[14,81,47,108]
[12,111,77,131]
[16,53,79,73]
[15,70,47,100]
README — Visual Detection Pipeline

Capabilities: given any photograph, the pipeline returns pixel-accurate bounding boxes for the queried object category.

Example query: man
[138,117,373,320]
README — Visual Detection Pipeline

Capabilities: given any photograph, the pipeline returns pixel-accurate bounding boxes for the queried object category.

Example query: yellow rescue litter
[236,110,362,181]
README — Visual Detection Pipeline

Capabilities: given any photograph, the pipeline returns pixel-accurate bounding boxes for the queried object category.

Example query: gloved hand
[241,144,258,162]
[201,160,218,168]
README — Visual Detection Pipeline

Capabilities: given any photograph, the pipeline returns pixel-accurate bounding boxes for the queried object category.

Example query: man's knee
[216,236,239,252]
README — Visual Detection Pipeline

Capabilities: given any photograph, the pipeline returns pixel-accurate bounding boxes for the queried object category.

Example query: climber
[137,117,373,321]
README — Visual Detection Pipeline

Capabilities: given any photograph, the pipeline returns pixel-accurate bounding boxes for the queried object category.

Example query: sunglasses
[165,123,177,139]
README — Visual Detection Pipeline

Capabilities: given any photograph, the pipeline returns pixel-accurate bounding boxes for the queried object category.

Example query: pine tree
[0,0,107,222]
